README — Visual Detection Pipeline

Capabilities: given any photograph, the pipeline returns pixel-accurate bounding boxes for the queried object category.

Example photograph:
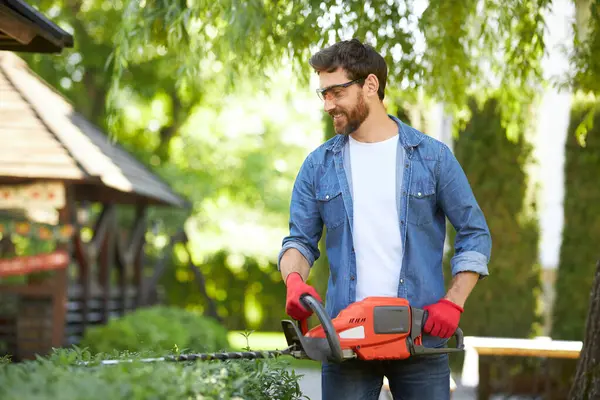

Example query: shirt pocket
[316,185,346,230]
[407,179,437,226]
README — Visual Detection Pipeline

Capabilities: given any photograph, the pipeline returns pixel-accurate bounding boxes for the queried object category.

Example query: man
[277,38,491,400]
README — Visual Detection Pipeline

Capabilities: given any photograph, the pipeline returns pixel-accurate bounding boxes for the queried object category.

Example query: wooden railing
[64,284,142,346]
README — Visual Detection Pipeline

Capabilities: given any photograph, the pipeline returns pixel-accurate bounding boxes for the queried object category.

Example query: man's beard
[330,94,370,136]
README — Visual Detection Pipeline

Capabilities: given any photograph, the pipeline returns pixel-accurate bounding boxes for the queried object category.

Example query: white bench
[460,336,582,397]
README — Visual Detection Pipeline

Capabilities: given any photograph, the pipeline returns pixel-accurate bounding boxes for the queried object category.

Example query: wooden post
[132,205,146,308]
[72,203,112,334]
[116,236,127,316]
[73,232,90,334]
[100,205,116,324]
[51,268,67,348]
[52,184,74,348]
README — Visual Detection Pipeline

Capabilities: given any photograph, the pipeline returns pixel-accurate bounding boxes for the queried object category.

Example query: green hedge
[442,97,543,386]
[79,306,230,355]
[447,97,541,337]
[552,100,600,341]
[0,306,305,399]
[0,348,305,400]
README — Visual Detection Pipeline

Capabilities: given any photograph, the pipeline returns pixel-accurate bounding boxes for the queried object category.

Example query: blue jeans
[321,354,450,400]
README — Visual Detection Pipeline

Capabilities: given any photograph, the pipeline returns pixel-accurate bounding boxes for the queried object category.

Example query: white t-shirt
[349,134,403,301]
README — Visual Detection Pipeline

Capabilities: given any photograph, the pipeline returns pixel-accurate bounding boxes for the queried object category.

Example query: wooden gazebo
[0,51,189,360]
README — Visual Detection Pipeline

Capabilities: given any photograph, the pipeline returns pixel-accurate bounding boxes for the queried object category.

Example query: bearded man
[277,38,492,400]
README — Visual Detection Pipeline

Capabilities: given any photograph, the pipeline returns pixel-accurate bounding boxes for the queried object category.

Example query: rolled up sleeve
[437,144,492,279]
[277,156,323,271]
[450,250,489,277]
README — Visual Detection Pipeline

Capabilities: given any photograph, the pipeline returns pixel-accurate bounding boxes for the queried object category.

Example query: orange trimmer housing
[303,297,417,360]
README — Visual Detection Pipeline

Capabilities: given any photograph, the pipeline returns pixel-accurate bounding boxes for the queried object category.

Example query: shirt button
[417,192,422,197]
[350,275,355,281]
[325,195,329,199]
[401,220,405,225]
[405,163,409,168]
[400,279,404,284]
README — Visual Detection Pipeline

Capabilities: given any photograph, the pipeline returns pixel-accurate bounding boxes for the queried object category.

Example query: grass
[228,330,322,370]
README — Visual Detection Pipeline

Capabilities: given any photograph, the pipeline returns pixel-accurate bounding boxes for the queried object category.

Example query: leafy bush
[79,306,230,356]
[552,99,600,341]
[161,250,289,332]
[448,97,541,338]
[0,347,307,400]
[544,99,600,398]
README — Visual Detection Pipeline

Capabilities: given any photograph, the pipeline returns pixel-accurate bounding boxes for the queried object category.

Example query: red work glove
[285,272,322,321]
[422,298,463,339]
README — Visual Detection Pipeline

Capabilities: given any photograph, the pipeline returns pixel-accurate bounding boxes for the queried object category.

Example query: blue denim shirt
[278,115,491,347]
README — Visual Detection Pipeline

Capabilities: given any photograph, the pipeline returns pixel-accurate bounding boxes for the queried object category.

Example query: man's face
[318,69,370,136]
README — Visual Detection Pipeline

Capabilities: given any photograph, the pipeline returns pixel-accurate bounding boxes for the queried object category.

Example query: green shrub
[0,347,306,400]
[79,306,230,356]
[552,99,600,342]
[448,97,541,338]
[443,97,541,383]
[161,250,289,332]
[545,99,600,397]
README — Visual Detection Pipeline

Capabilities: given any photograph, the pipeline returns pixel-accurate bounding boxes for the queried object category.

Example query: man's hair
[309,38,388,101]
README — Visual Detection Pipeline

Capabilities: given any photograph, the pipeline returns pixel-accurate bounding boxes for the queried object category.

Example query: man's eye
[332,89,343,97]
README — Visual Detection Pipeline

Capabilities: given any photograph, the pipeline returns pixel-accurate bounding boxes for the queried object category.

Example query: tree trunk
[569,258,600,399]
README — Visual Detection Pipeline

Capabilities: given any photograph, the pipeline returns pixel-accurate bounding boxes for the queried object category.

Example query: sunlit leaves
[106,0,564,143]
[570,0,600,94]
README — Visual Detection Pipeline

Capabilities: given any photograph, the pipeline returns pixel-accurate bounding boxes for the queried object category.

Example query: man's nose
[323,98,335,113]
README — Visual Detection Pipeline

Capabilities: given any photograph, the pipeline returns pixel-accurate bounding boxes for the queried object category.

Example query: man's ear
[364,74,380,98]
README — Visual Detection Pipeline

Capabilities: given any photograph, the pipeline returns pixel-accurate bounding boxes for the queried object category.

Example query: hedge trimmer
[85,294,464,366]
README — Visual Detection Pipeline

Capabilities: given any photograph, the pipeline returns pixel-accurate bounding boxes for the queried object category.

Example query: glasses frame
[316,78,366,101]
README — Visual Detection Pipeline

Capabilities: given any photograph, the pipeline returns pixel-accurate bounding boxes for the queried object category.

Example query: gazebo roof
[0,0,73,53]
[0,52,189,208]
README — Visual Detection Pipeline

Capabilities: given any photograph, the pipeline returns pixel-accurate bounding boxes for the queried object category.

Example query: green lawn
[227,330,321,370]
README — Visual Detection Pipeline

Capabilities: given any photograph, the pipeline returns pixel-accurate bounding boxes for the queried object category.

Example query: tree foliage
[108,0,557,142]
[161,250,288,331]
[571,0,600,95]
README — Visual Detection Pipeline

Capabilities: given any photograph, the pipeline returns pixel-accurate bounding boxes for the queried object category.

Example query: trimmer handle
[298,294,344,363]
[412,309,464,355]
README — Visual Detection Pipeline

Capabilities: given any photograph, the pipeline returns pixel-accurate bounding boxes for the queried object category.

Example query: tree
[568,259,600,399]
